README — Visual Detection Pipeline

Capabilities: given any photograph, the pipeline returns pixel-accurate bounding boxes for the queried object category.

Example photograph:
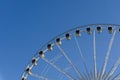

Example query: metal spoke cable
[41,54,63,75]
[59,65,72,80]
[56,44,82,79]
[74,34,90,79]
[100,30,116,79]
[42,57,74,80]
[93,30,97,79]
[31,73,50,80]
[105,58,120,80]
[112,73,120,80]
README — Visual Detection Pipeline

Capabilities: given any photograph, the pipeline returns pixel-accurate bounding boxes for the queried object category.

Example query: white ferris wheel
[21,24,120,80]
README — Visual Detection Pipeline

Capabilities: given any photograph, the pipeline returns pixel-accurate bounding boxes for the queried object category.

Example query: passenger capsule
[108,26,113,33]
[86,27,91,34]
[21,77,26,80]
[25,67,31,75]
[56,38,61,45]
[119,28,120,33]
[47,44,52,50]
[32,58,37,66]
[65,33,71,40]
[39,51,44,58]
[96,26,102,33]
[75,29,80,36]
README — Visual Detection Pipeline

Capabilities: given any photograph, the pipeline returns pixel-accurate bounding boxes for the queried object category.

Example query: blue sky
[0,0,120,80]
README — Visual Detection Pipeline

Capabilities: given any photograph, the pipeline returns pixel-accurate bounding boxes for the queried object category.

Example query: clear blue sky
[0,0,120,80]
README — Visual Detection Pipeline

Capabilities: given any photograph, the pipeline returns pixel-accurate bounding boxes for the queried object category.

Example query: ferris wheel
[21,24,120,80]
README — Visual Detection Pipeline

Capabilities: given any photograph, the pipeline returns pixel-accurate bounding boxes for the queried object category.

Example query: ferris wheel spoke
[31,73,51,80]
[58,65,72,80]
[56,44,82,79]
[74,34,90,79]
[93,30,97,79]
[100,30,116,79]
[41,54,63,75]
[42,57,74,80]
[105,58,120,80]
[112,73,120,80]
